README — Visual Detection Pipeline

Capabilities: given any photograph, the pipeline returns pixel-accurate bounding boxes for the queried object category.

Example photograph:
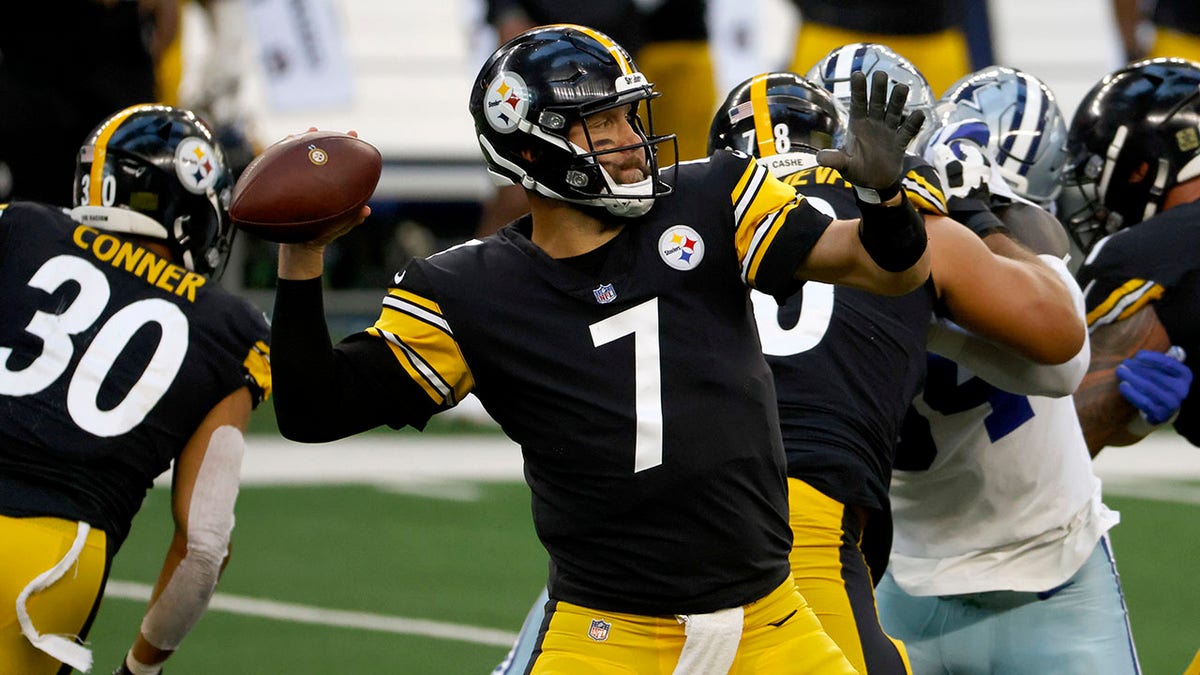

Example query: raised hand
[817,70,925,193]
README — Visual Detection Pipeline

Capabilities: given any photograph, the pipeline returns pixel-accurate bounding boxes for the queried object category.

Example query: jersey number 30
[0,255,188,437]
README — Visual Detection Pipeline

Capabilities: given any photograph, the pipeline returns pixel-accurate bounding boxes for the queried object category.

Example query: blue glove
[1116,347,1192,425]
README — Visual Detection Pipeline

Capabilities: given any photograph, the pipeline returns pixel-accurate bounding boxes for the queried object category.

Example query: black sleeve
[271,278,435,442]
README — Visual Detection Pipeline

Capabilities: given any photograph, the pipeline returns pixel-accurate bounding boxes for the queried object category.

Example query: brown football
[230,131,382,243]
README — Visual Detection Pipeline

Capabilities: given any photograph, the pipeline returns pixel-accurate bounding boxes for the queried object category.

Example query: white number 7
[590,298,663,472]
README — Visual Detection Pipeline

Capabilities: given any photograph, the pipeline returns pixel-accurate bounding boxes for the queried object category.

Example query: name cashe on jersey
[71,224,206,302]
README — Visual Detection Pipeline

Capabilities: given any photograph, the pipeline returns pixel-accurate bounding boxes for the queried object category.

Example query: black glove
[817,70,926,198]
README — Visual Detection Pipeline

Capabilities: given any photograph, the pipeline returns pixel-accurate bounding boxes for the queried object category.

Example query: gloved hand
[1117,347,1192,426]
[818,70,925,197]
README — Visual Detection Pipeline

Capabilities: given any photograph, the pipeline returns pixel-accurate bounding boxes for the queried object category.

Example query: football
[230,131,382,243]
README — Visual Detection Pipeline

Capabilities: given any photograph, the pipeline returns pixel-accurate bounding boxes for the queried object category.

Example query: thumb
[817,148,849,172]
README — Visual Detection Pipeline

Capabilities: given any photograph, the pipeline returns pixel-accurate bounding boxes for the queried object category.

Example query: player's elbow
[1023,307,1087,365]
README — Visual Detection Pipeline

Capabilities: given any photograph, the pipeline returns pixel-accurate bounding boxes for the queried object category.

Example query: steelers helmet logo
[484,72,529,134]
[175,137,221,194]
[658,225,705,271]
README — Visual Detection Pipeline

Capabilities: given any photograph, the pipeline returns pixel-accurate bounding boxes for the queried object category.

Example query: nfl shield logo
[588,618,611,642]
[593,283,617,304]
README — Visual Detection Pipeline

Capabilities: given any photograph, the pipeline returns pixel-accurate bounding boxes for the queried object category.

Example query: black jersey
[0,203,270,551]
[331,150,833,615]
[761,159,945,512]
[1076,201,1200,446]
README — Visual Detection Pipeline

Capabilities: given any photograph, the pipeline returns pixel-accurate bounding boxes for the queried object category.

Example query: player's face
[571,105,650,185]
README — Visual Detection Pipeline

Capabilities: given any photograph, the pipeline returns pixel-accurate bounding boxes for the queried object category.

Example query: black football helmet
[707,72,845,178]
[468,24,675,218]
[1059,58,1200,253]
[73,104,234,276]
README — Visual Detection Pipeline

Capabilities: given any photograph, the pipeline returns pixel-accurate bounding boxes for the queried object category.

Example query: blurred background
[174,0,1132,317]
[7,1,1198,673]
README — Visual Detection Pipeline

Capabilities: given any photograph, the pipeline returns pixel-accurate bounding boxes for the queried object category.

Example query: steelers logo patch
[175,137,221,194]
[484,72,529,134]
[308,146,329,165]
[658,225,705,271]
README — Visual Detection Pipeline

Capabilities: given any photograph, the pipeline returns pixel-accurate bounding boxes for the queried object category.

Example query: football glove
[818,70,925,199]
[1117,347,1192,426]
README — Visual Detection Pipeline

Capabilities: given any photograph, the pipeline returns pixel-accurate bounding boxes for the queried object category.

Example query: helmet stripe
[85,104,150,205]
[749,74,777,158]
[568,24,634,75]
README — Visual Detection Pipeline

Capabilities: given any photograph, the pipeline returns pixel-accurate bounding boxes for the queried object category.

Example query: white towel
[672,606,744,675]
[16,521,94,672]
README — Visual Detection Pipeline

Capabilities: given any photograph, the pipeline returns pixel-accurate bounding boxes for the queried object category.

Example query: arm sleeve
[271,278,436,442]
[927,255,1090,397]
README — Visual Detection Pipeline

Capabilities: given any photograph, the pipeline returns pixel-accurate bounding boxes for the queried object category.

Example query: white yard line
[103,580,518,648]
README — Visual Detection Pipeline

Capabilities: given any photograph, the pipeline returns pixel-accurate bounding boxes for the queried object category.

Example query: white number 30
[0,255,189,437]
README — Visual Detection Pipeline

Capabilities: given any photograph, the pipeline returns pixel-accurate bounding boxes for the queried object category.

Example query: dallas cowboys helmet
[929,66,1069,207]
[805,42,935,139]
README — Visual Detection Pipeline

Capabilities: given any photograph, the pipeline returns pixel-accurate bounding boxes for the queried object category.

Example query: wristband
[853,181,902,205]
[857,190,928,272]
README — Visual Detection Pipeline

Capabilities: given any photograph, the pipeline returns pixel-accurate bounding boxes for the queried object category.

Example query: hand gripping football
[230,131,382,243]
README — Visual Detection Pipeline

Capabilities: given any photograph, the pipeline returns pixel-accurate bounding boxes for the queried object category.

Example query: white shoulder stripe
[733,164,768,227]
[382,296,452,334]
[377,328,455,404]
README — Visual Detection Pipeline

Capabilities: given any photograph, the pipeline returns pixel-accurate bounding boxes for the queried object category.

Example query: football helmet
[805,42,935,137]
[1059,58,1200,253]
[73,104,234,277]
[927,66,1068,207]
[468,24,674,218]
[707,72,845,178]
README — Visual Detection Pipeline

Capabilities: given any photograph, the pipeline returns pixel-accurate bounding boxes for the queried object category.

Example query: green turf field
[85,468,1199,673]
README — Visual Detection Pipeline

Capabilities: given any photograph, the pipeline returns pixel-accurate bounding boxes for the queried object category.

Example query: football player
[1061,58,1199,455]
[875,66,1141,674]
[268,23,936,673]
[492,69,1085,675]
[723,72,1084,675]
[0,105,271,675]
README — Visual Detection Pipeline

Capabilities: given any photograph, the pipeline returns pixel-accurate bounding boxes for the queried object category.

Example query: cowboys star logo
[175,137,221,195]
[484,72,529,134]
